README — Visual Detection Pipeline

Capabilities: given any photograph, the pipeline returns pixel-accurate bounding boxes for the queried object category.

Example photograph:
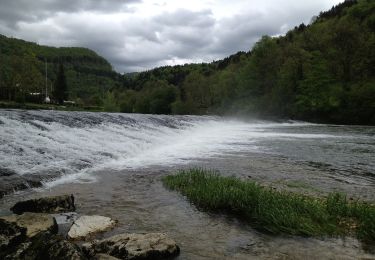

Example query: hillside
[115,0,374,125]
[0,34,121,105]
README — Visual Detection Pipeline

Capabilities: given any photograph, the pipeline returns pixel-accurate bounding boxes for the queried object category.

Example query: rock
[83,233,180,260]
[0,212,57,238]
[68,215,116,240]
[10,194,75,214]
[0,219,85,259]
[0,219,27,256]
[53,212,79,238]
[0,220,34,260]
[5,241,32,259]
[95,253,121,260]
[40,236,86,260]
[22,231,87,260]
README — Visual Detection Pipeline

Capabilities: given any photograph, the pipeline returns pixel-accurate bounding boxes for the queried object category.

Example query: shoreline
[0,101,103,112]
[1,103,375,127]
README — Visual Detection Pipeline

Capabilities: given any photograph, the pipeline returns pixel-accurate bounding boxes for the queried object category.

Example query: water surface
[1,109,374,259]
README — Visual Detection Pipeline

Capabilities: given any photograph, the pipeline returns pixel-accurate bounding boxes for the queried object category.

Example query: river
[0,109,374,259]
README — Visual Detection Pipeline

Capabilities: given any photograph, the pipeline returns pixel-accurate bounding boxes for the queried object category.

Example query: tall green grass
[162,169,375,242]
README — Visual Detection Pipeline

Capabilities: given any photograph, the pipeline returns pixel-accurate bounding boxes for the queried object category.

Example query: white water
[2,110,370,188]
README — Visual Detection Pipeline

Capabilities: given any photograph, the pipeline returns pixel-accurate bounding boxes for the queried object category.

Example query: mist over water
[0,109,374,190]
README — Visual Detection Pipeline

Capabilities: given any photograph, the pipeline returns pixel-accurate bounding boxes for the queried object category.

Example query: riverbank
[0,101,102,112]
[2,102,375,127]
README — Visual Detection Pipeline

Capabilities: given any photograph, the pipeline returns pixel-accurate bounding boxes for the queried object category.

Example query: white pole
[45,59,48,101]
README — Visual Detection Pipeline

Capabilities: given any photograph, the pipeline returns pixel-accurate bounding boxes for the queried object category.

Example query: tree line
[106,0,374,125]
[1,0,374,125]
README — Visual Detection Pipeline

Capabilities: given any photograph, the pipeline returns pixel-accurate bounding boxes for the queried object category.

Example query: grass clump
[162,168,375,242]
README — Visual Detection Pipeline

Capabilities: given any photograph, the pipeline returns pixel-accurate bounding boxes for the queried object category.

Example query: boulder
[0,219,27,255]
[83,233,180,260]
[53,212,79,237]
[4,241,32,260]
[67,215,116,240]
[22,231,87,260]
[10,194,75,214]
[39,236,86,259]
[0,212,57,238]
[95,254,121,260]
[0,225,85,260]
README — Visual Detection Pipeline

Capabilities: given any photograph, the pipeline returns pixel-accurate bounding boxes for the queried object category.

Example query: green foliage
[120,80,178,114]
[0,34,120,106]
[119,90,137,113]
[171,100,193,115]
[53,63,68,104]
[163,169,375,242]
[103,91,119,112]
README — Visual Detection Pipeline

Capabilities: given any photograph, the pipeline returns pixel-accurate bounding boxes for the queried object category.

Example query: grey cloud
[0,0,344,72]
[155,9,215,28]
[0,0,140,28]
[209,13,282,56]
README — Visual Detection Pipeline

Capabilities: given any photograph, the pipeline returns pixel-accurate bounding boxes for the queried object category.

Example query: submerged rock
[53,212,79,238]
[0,174,43,199]
[68,215,116,240]
[10,194,75,214]
[0,168,16,177]
[83,233,180,260]
[0,212,57,238]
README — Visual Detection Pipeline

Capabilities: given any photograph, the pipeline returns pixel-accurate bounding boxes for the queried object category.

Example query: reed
[163,168,375,242]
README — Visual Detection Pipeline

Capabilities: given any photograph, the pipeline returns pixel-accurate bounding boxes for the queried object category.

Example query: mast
[45,59,48,100]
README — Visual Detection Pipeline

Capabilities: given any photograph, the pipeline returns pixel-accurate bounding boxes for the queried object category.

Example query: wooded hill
[0,34,120,105]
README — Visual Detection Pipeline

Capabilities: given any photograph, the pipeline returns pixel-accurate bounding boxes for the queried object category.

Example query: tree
[53,63,68,104]
[103,91,119,112]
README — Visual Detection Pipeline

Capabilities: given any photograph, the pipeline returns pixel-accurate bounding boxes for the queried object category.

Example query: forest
[0,34,121,108]
[0,0,374,124]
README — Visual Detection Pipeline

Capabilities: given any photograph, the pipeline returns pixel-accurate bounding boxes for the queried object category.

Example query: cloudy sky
[0,0,343,73]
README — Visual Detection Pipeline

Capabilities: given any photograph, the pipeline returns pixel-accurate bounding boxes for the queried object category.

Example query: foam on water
[0,110,370,188]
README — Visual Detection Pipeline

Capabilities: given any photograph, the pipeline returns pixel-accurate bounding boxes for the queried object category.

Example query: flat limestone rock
[67,215,116,240]
[0,212,57,238]
[83,233,180,260]
[10,194,75,214]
